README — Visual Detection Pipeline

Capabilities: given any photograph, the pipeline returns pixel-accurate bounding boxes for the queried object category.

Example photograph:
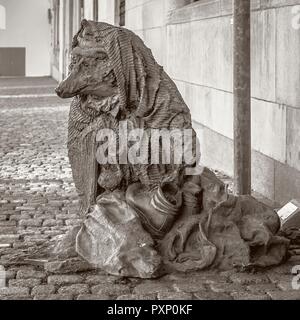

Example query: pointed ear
[81,19,89,28]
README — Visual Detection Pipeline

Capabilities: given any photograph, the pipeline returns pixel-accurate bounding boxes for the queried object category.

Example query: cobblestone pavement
[0,77,299,300]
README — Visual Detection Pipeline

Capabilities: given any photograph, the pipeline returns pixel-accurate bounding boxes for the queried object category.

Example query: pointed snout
[55,86,64,97]
[55,82,76,98]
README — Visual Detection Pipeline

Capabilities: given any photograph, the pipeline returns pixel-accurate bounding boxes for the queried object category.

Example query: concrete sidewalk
[0,77,299,300]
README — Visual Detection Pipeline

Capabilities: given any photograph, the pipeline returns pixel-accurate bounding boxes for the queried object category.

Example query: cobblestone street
[0,77,299,300]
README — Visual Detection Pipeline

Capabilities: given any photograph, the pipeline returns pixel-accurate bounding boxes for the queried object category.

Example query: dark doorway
[0,47,26,76]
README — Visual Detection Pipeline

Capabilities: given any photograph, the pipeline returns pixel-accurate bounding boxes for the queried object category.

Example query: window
[93,0,98,21]
[119,0,125,26]
[0,5,6,30]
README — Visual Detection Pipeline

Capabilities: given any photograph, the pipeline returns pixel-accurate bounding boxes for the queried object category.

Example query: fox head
[55,46,118,98]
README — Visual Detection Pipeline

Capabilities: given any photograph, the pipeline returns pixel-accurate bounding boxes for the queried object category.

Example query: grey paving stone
[16,269,46,279]
[229,273,270,285]
[4,270,17,280]
[163,272,224,285]
[157,292,193,300]
[0,296,33,300]
[19,219,42,227]
[0,221,16,227]
[85,275,119,285]
[209,282,245,294]
[10,214,30,221]
[268,290,300,300]
[58,284,90,295]
[47,275,84,285]
[31,285,56,296]
[246,283,279,294]
[0,287,30,297]
[77,294,111,300]
[117,294,157,300]
[133,281,174,295]
[9,278,42,288]
[43,219,62,227]
[173,282,206,293]
[91,284,131,296]
[16,207,37,211]
[193,291,232,300]
[45,258,94,274]
[34,294,74,300]
[65,219,82,226]
[0,227,17,234]
[0,235,20,243]
[231,292,271,300]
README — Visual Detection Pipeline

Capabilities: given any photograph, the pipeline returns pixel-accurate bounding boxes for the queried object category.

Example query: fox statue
[54,20,290,278]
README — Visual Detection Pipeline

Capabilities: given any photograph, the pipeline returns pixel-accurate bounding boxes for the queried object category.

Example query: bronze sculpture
[55,20,290,278]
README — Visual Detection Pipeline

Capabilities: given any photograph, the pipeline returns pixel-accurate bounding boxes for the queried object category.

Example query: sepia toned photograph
[0,0,300,308]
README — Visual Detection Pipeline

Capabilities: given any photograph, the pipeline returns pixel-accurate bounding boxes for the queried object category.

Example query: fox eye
[83,62,89,68]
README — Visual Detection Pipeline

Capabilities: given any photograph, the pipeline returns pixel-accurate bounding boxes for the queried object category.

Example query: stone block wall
[125,0,169,66]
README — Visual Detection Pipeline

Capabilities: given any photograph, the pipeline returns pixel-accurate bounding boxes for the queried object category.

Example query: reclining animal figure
[54,20,290,278]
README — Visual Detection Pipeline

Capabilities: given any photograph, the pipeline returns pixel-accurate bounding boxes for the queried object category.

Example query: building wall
[0,0,51,76]
[124,0,193,67]
[84,0,94,20]
[98,0,116,24]
[125,0,168,66]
